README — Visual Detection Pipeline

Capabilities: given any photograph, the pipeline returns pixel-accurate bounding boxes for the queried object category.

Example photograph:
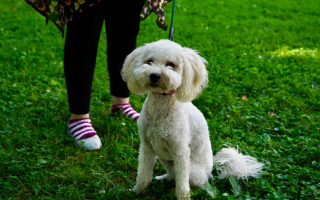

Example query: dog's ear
[175,47,208,102]
[121,45,148,95]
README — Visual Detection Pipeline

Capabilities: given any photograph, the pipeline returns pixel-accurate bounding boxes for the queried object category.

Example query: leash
[169,0,176,41]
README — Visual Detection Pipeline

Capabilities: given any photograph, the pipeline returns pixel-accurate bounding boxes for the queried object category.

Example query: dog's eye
[167,62,175,68]
[146,60,153,65]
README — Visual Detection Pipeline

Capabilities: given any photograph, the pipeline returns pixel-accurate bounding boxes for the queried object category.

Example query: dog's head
[122,39,208,102]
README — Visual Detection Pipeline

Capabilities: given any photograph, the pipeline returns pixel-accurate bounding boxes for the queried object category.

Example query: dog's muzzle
[150,73,161,83]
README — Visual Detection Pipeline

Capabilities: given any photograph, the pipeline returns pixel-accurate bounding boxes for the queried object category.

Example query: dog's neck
[142,92,180,120]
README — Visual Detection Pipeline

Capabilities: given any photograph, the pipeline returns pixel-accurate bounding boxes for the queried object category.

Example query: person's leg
[64,2,105,150]
[105,0,145,120]
[64,3,104,116]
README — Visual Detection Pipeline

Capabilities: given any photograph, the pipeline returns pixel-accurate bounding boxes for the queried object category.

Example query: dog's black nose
[150,73,161,83]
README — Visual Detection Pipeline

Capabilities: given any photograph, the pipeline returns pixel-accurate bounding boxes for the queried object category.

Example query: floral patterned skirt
[25,0,172,37]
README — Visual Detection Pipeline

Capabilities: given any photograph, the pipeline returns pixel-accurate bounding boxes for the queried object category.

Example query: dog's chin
[147,84,167,93]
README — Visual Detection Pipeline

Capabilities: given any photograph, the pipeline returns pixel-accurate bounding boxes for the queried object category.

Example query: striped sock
[111,103,140,120]
[68,118,97,140]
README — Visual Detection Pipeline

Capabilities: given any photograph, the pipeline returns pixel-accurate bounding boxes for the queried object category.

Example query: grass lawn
[1,0,320,199]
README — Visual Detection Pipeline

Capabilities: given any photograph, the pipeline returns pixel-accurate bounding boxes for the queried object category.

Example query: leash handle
[169,0,176,41]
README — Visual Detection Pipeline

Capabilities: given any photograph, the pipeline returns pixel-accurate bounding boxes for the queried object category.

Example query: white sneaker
[74,134,102,151]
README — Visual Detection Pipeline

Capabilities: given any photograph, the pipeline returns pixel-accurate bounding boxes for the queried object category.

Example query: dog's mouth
[150,84,159,88]
[148,82,169,93]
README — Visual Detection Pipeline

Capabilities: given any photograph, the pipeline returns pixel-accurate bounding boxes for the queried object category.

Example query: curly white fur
[213,147,264,179]
[122,39,263,200]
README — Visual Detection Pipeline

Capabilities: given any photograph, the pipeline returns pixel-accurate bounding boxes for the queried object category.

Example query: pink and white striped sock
[68,118,97,140]
[111,103,140,120]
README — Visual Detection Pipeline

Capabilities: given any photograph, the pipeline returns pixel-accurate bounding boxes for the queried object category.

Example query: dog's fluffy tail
[213,147,264,180]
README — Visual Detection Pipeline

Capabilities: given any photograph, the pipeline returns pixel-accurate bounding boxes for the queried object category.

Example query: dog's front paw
[132,185,146,194]
[176,190,191,200]
[176,193,191,200]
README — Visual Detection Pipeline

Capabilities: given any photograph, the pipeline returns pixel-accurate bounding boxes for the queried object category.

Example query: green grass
[1,0,320,199]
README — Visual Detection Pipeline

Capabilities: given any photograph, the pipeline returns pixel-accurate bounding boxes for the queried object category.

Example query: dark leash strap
[44,0,50,24]
[169,0,176,41]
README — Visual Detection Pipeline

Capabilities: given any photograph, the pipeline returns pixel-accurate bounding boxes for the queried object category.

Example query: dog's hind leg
[155,159,175,181]
[189,162,212,190]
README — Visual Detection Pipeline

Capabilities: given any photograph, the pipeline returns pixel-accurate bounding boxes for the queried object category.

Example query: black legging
[64,0,145,115]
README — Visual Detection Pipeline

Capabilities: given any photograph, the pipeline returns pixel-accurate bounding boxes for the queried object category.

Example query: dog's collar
[156,90,175,96]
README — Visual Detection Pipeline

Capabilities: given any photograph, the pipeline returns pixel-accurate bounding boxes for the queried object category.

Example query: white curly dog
[122,39,263,200]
